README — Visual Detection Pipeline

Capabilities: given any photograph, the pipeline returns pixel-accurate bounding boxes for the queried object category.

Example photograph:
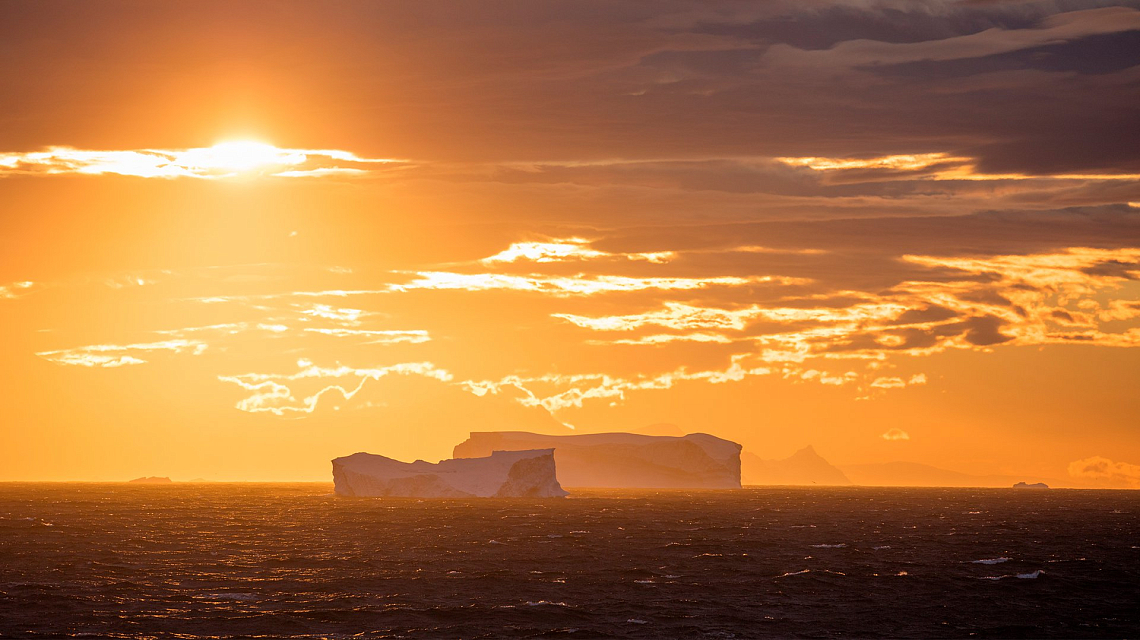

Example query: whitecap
[971,557,1011,565]
[525,601,569,607]
[627,619,648,624]
[811,543,846,548]
[776,569,811,578]
[980,570,1044,581]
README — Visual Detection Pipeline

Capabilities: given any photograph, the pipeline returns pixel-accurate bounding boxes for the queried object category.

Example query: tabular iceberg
[453,431,742,489]
[332,449,568,498]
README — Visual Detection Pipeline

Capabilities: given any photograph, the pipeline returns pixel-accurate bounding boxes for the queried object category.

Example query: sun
[178,140,307,174]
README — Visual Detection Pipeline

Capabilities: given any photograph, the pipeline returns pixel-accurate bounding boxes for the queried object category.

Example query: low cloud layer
[1068,456,1140,488]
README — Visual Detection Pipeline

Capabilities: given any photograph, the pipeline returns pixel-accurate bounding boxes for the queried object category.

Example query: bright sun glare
[180,141,306,173]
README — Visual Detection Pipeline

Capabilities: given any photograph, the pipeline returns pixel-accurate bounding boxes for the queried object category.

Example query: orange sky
[1,2,1138,486]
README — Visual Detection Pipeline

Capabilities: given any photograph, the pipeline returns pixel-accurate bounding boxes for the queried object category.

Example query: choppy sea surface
[1,484,1138,638]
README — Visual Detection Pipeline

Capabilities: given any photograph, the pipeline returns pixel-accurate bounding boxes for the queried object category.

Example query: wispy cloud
[219,360,452,415]
[777,152,1140,182]
[0,142,406,179]
[37,340,207,368]
[553,248,1140,358]
[481,237,675,265]
[464,353,772,412]
[392,271,801,295]
[302,328,431,344]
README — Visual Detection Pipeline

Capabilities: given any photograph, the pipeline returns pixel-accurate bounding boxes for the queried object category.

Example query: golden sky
[1,2,1138,486]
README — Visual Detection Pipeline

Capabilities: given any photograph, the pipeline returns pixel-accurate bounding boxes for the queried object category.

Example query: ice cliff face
[332,449,568,498]
[453,432,742,489]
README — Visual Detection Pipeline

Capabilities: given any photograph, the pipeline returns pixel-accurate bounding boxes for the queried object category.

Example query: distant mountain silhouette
[840,461,1059,488]
[741,446,851,486]
[128,476,172,484]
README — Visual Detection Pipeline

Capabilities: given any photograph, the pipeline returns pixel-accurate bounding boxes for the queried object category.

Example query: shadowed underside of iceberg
[453,432,742,489]
[333,449,568,498]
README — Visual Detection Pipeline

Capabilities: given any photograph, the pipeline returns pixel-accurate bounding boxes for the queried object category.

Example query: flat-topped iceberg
[332,449,568,498]
[453,431,742,489]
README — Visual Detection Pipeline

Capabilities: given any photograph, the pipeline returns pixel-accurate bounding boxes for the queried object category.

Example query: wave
[202,593,259,601]
[971,557,1011,565]
[776,569,811,578]
[981,570,1044,581]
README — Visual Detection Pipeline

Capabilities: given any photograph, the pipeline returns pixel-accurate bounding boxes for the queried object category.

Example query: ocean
[1,483,1137,638]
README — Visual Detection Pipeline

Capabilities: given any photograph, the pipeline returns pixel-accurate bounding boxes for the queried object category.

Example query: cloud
[776,152,1140,182]
[466,353,773,413]
[390,271,800,296]
[0,142,406,179]
[1068,456,1140,489]
[777,153,967,173]
[37,340,207,367]
[480,237,674,265]
[881,428,911,441]
[0,280,35,300]
[301,328,430,344]
[550,247,1140,359]
[764,7,1140,69]
[219,360,453,415]
[297,304,372,324]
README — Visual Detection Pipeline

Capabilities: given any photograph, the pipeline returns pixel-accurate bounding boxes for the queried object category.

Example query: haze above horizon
[1,1,1138,488]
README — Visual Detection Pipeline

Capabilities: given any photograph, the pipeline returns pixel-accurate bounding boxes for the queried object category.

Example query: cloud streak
[37,340,207,368]
[0,141,405,179]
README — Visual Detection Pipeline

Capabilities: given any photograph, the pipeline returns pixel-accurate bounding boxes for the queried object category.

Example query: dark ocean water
[1,484,1138,638]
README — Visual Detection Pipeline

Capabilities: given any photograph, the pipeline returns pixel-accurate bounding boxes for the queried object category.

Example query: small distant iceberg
[128,476,172,484]
[332,449,568,498]
[1013,482,1049,489]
